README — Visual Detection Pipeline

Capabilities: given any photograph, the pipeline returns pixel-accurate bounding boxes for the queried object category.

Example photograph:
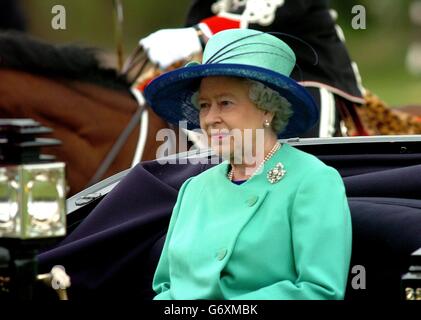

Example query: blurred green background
[17,0,421,106]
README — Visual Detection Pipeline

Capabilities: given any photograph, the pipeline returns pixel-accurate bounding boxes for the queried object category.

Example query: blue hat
[144,29,318,138]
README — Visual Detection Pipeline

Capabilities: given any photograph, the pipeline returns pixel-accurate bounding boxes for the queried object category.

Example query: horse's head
[0,31,172,195]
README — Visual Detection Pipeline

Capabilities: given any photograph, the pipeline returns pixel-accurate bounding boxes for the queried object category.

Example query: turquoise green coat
[153,143,352,300]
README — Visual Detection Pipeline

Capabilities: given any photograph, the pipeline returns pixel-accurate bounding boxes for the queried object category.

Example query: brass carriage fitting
[37,265,71,300]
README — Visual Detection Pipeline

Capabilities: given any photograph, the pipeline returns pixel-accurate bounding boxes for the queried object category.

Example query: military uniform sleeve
[230,166,352,300]
[185,0,318,29]
[152,177,194,300]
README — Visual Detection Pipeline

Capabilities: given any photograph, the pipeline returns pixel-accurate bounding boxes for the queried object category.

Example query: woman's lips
[210,133,230,140]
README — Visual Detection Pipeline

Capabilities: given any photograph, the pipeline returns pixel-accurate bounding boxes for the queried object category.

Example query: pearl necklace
[227,141,281,181]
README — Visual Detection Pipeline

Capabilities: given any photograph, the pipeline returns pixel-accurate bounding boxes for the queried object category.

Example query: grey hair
[243,79,293,134]
[191,78,293,134]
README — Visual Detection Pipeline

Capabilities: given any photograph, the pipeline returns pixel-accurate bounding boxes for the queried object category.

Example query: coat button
[217,249,227,261]
[246,196,259,207]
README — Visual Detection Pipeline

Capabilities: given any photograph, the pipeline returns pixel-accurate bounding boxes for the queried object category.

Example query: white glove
[139,27,203,69]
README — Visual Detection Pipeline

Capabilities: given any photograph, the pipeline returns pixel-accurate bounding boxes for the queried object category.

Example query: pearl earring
[263,119,271,128]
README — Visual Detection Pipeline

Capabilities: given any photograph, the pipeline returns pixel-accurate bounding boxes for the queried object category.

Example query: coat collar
[215,142,291,189]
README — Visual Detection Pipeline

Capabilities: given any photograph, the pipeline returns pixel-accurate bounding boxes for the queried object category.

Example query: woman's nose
[204,104,221,125]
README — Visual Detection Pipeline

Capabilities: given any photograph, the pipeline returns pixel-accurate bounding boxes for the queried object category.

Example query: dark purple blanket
[38,160,421,300]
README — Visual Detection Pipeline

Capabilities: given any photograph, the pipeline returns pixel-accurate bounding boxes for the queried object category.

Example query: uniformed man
[139,0,366,137]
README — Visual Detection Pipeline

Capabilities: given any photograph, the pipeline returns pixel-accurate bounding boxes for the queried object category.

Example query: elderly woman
[144,29,352,300]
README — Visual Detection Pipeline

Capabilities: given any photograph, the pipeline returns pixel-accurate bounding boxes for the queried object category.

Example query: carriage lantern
[402,248,421,300]
[0,119,66,239]
[0,119,66,299]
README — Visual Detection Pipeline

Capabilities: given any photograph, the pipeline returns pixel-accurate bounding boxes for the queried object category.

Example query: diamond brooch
[267,162,286,184]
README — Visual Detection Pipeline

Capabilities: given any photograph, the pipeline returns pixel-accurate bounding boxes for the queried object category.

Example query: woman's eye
[220,100,233,107]
[199,103,210,109]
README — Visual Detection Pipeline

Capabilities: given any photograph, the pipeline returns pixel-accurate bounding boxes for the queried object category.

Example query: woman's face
[198,76,273,160]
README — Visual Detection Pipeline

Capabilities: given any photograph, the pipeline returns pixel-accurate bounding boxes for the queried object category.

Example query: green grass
[344,27,421,107]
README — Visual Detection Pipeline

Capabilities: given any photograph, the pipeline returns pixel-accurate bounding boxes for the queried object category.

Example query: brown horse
[0,31,180,195]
